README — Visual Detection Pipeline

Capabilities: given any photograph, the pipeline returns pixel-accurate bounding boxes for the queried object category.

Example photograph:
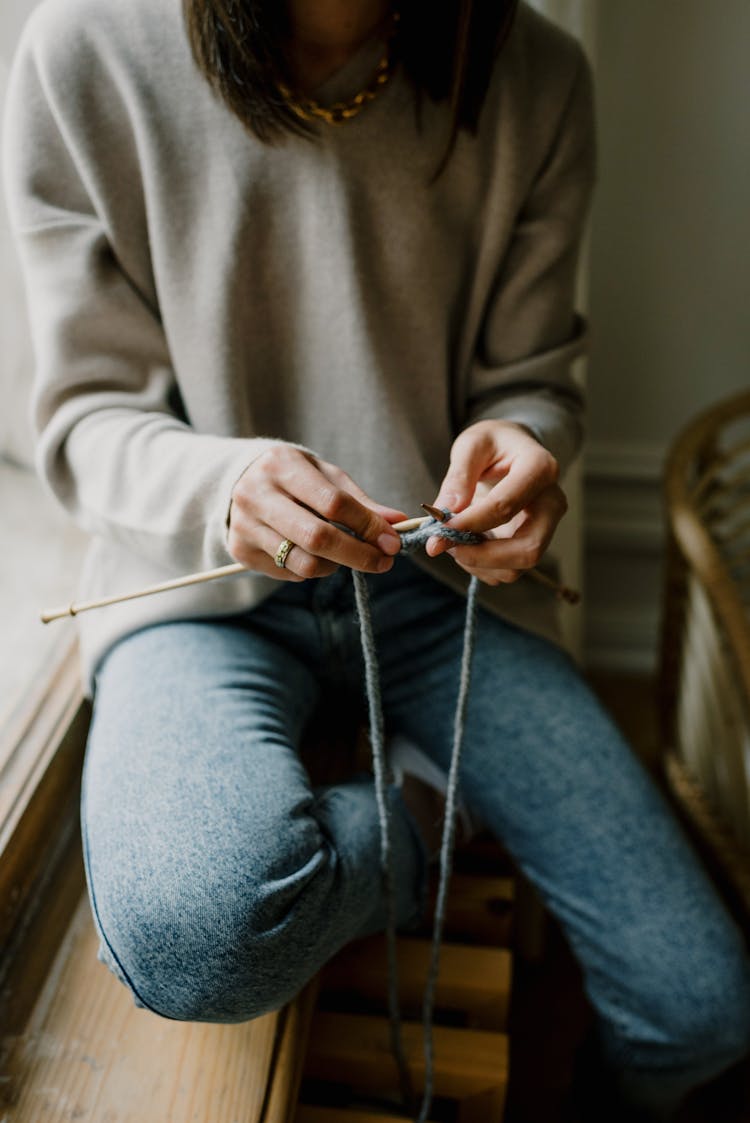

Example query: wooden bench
[1,879,317,1121]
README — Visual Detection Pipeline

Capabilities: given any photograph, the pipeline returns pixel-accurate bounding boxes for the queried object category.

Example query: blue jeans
[82,557,750,1119]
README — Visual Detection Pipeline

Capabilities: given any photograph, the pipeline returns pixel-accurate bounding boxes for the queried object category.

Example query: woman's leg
[81,594,424,1023]
[370,559,750,1119]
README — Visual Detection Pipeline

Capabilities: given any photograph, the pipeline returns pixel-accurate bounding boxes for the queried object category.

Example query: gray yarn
[417,572,479,1122]
[398,516,483,554]
[351,567,414,1110]
[351,514,481,1120]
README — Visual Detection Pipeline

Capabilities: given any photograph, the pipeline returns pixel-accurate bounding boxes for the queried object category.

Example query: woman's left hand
[426,419,568,586]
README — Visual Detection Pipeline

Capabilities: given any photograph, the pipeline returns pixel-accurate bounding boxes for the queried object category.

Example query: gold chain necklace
[280,13,399,126]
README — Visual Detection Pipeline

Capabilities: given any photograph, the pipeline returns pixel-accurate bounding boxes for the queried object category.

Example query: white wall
[588,0,749,445]
[584,0,750,672]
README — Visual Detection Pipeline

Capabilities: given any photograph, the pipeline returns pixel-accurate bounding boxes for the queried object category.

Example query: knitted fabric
[352,514,482,1120]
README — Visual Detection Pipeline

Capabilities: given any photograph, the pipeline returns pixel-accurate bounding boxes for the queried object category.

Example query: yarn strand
[417,573,479,1122]
[352,514,483,1119]
[352,568,415,1111]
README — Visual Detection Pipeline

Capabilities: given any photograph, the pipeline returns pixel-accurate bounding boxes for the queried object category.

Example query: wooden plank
[263,979,320,1123]
[0,652,87,959]
[457,1086,508,1123]
[0,636,81,831]
[321,936,511,1030]
[418,873,515,946]
[304,1012,508,1103]
[296,1108,434,1123]
[0,829,86,1036]
[1,896,313,1122]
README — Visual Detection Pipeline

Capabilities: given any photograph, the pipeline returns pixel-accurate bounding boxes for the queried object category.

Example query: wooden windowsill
[0,634,89,1033]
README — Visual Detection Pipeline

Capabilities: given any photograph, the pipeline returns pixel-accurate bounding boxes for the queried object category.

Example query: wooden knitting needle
[421,503,581,605]
[40,505,580,625]
[39,514,433,624]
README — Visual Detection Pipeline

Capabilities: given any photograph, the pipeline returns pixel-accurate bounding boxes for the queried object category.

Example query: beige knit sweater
[3,0,595,689]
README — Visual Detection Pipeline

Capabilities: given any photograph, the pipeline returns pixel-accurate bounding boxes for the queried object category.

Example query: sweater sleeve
[2,13,302,577]
[463,47,596,476]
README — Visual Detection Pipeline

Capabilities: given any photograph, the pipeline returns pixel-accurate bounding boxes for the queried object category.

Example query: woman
[5,0,750,1118]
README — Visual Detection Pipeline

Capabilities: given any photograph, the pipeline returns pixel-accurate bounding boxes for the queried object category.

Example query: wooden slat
[457,1086,508,1123]
[0,829,86,1037]
[296,1108,433,1123]
[0,648,88,962]
[420,873,515,946]
[305,1012,508,1103]
[263,979,321,1123]
[322,935,511,1030]
[1,896,314,1122]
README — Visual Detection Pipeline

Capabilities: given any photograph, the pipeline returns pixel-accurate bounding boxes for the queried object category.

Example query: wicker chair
[660,389,750,923]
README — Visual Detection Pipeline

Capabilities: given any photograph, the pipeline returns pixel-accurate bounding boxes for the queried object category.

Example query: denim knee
[88,842,334,1023]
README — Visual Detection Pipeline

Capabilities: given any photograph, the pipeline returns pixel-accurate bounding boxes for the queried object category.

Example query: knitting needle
[421,503,581,605]
[39,514,433,624]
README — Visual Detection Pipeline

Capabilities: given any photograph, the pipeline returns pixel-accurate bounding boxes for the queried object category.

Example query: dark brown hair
[183,0,519,151]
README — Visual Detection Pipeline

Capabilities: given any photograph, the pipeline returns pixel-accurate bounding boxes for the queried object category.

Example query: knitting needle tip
[421,503,449,522]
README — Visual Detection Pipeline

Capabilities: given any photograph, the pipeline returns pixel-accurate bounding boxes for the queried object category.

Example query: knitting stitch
[398,517,483,555]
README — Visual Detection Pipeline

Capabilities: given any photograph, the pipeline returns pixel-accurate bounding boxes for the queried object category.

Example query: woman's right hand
[227,446,406,581]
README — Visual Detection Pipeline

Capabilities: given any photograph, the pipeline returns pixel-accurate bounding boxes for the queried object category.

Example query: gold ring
[274,538,294,569]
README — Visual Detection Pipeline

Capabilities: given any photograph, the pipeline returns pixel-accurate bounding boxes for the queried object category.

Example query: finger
[425,530,476,558]
[443,488,566,571]
[444,464,561,534]
[425,533,450,558]
[453,559,523,586]
[227,522,307,582]
[253,521,339,580]
[229,516,342,581]
[433,426,497,514]
[269,492,396,574]
[273,455,403,556]
[235,448,405,550]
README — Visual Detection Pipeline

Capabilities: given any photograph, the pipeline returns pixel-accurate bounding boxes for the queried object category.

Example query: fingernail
[378,532,401,555]
[378,556,394,572]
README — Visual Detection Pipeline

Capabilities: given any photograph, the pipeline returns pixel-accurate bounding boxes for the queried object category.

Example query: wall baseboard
[583,440,666,676]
